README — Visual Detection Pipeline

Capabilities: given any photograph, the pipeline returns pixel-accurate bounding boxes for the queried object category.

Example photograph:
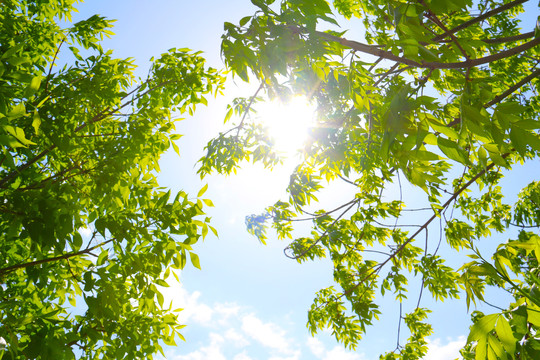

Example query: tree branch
[0,238,114,277]
[43,37,66,93]
[420,0,469,59]
[342,155,507,298]
[431,0,528,42]
[314,29,540,70]
[479,31,534,44]
[485,66,540,108]
[284,199,359,259]
[447,66,540,127]
[0,79,173,189]
[235,82,264,139]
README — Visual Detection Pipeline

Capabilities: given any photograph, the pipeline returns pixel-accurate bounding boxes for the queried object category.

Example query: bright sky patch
[257,96,316,157]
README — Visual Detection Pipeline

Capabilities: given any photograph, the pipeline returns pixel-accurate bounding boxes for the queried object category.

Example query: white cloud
[158,280,311,360]
[79,226,93,237]
[425,336,466,360]
[306,337,325,358]
[233,351,253,360]
[160,278,240,328]
[175,288,214,326]
[225,328,250,348]
[268,352,301,360]
[306,336,365,360]
[215,303,242,325]
[241,314,293,354]
[173,333,226,360]
[324,346,364,360]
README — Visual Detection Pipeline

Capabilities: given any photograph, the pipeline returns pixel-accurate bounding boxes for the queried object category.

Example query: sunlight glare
[257,96,316,157]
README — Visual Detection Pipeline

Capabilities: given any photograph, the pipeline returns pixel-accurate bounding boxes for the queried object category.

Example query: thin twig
[235,82,264,139]
[285,199,359,259]
[340,154,507,299]
[0,238,115,277]
[44,38,66,93]
[396,301,403,350]
[420,0,469,59]
[0,79,170,189]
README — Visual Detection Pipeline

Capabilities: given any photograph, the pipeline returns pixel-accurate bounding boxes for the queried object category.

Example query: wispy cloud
[268,354,301,360]
[161,278,240,328]
[425,336,466,360]
[224,328,250,348]
[160,281,379,360]
[306,337,365,360]
[174,288,214,326]
[306,337,325,358]
[232,351,253,360]
[241,313,294,354]
[173,333,227,360]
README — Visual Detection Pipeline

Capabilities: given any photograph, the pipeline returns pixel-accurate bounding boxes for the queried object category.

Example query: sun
[256,95,317,157]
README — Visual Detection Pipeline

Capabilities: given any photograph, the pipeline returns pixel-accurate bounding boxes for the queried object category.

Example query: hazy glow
[257,96,316,156]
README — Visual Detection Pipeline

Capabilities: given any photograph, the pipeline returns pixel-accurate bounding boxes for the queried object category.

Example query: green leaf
[202,198,214,207]
[495,316,516,354]
[487,333,504,360]
[3,125,36,146]
[7,103,26,119]
[413,150,441,161]
[25,75,42,97]
[32,110,41,135]
[197,183,208,197]
[527,307,540,327]
[6,56,30,66]
[437,137,468,164]
[239,16,251,27]
[468,313,498,343]
[189,252,201,269]
[509,127,528,156]
[0,43,24,59]
[97,249,109,266]
[0,135,23,148]
[156,279,169,288]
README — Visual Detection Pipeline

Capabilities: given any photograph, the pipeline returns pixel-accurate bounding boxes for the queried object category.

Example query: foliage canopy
[0,1,223,359]
[201,0,540,358]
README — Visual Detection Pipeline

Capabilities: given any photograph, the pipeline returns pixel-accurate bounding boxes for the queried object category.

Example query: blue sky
[68,1,539,359]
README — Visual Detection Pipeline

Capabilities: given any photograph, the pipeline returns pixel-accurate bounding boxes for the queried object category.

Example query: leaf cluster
[0,2,224,359]
[203,0,540,358]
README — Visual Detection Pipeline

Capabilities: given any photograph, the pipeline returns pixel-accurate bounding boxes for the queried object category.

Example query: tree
[200,0,540,358]
[0,1,223,358]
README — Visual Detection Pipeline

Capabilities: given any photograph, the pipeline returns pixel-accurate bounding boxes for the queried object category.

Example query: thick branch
[480,31,534,44]
[446,66,540,126]
[431,0,528,42]
[485,66,540,108]
[314,29,540,70]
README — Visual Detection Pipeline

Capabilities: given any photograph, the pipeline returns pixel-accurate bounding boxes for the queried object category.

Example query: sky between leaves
[65,1,539,359]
